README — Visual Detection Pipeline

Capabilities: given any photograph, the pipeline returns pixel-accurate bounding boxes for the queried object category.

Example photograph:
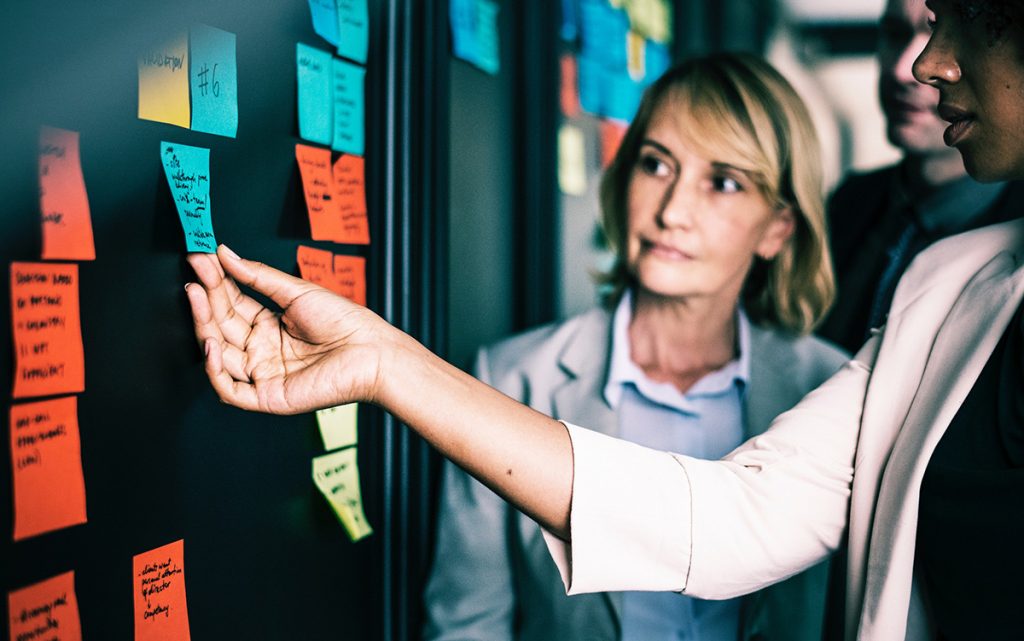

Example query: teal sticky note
[297,43,333,145]
[331,58,365,155]
[189,24,238,137]
[449,0,477,66]
[308,0,339,46]
[473,0,500,75]
[160,142,216,253]
[336,0,368,64]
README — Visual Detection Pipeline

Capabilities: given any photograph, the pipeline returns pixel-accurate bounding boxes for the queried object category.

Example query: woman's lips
[938,104,976,146]
[643,240,693,261]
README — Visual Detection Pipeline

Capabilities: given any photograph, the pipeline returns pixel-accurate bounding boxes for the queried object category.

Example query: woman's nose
[657,181,696,228]
[913,31,961,86]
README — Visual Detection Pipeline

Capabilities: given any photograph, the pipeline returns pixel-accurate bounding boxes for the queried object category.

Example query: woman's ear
[756,207,796,260]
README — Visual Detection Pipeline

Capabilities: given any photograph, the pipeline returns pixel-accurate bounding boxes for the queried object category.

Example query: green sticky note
[297,43,333,146]
[336,0,368,64]
[189,24,238,137]
[316,403,358,451]
[331,58,365,155]
[160,142,216,253]
[312,448,373,541]
[473,0,500,75]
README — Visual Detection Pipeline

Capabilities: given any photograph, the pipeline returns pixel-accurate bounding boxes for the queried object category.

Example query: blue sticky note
[645,41,671,85]
[560,0,579,42]
[309,0,339,46]
[337,0,369,64]
[189,25,238,137]
[160,142,216,253]
[580,0,628,70]
[331,58,365,155]
[605,71,643,123]
[473,0,500,75]
[578,55,604,116]
[449,0,477,66]
[297,43,333,145]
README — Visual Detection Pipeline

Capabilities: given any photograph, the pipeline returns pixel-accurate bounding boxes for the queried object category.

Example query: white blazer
[544,218,1024,641]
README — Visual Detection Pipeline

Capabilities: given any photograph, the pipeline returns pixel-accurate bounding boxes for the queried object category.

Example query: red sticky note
[560,54,581,119]
[39,127,95,261]
[8,571,82,641]
[11,263,85,399]
[296,144,345,242]
[10,396,88,541]
[133,539,192,641]
[296,245,337,292]
[600,119,629,168]
[333,255,366,306]
[332,154,370,245]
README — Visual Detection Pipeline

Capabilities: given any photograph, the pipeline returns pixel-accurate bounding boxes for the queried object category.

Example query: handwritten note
[331,58,365,155]
[10,396,87,541]
[307,0,339,46]
[133,540,191,641]
[297,43,334,145]
[600,119,628,168]
[558,125,587,196]
[296,144,345,241]
[7,572,82,641]
[138,31,190,128]
[39,127,95,261]
[337,0,369,64]
[161,142,216,252]
[296,244,336,290]
[189,24,238,137]
[333,255,367,306]
[316,403,358,451]
[333,154,370,245]
[11,263,85,399]
[313,448,373,541]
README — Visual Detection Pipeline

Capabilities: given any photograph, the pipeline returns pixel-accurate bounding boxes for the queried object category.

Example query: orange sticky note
[10,396,87,541]
[333,255,366,306]
[39,127,96,261]
[296,144,345,241]
[8,571,82,641]
[332,154,370,245]
[296,245,336,291]
[600,119,629,168]
[133,539,192,641]
[560,54,581,119]
[11,263,85,399]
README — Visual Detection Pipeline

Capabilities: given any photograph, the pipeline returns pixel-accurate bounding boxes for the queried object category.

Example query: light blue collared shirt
[603,290,749,641]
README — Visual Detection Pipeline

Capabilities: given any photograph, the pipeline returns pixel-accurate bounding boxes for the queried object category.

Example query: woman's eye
[712,175,742,193]
[638,155,671,177]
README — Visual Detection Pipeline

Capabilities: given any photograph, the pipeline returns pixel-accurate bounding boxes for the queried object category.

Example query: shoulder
[750,324,850,385]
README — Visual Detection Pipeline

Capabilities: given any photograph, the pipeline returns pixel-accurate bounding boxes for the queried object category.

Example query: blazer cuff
[542,421,693,595]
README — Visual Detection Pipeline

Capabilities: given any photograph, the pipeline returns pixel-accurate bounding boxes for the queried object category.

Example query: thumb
[217,244,318,310]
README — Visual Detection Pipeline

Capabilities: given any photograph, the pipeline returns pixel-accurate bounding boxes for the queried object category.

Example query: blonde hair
[598,52,835,335]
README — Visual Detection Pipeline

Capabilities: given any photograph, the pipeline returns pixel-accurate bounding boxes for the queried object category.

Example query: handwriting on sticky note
[39,127,95,261]
[333,154,370,245]
[133,540,191,641]
[7,571,82,641]
[138,31,190,128]
[161,142,216,252]
[296,245,335,290]
[331,58,365,155]
[312,448,373,541]
[333,255,366,306]
[10,396,87,541]
[297,43,334,145]
[316,404,358,450]
[11,263,85,399]
[337,0,369,64]
[189,24,238,137]
[296,144,345,241]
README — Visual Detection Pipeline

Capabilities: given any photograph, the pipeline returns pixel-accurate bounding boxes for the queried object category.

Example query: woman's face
[913,0,1024,181]
[625,103,795,306]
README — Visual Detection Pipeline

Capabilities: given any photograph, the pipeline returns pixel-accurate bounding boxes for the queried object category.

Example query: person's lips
[642,239,693,261]
[938,104,976,146]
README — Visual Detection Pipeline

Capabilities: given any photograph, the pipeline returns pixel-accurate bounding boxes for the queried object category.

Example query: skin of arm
[185,246,574,538]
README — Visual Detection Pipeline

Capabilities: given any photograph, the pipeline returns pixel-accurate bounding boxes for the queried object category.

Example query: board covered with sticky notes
[0,2,443,639]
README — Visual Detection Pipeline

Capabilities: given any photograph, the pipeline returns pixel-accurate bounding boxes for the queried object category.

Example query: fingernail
[220,244,240,260]
[184,283,191,293]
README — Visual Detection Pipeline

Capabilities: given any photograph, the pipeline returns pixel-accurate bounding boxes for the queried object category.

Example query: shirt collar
[892,161,1007,235]
[603,289,751,412]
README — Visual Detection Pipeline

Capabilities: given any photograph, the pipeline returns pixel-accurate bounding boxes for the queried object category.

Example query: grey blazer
[423,307,849,641]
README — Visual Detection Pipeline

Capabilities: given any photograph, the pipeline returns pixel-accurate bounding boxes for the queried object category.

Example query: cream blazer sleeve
[544,335,880,600]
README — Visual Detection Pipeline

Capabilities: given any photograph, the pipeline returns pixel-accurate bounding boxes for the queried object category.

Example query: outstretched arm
[185,246,573,538]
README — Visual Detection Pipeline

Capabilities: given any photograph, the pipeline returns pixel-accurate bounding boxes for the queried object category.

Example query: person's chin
[959,141,1019,183]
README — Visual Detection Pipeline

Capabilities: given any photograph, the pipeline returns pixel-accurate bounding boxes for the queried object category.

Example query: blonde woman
[422,54,847,641]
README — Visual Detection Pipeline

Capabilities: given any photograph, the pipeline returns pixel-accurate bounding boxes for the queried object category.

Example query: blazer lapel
[855,252,1024,640]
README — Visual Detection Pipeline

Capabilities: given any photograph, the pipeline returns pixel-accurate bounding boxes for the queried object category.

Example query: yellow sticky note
[316,404,358,451]
[138,32,191,128]
[558,125,587,196]
[312,448,373,542]
[626,0,672,45]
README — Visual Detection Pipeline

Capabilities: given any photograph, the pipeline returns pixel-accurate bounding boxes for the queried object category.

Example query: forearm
[375,329,573,539]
